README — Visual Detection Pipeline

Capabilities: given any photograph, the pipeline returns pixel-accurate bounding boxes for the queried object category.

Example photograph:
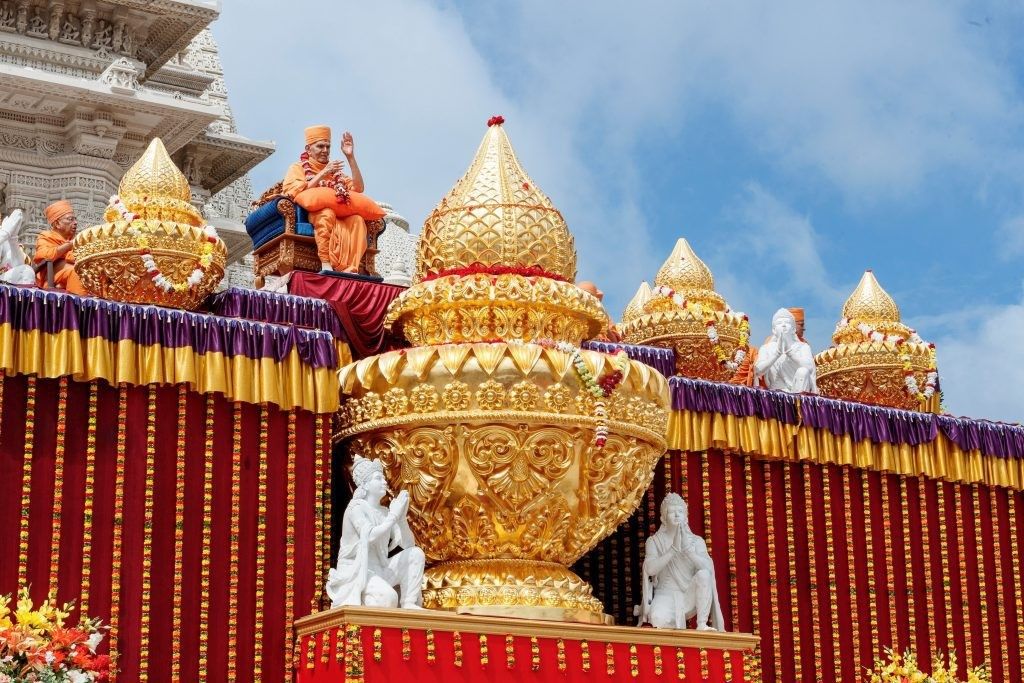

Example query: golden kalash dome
[618,238,749,380]
[620,281,653,324]
[815,270,940,412]
[74,138,227,310]
[386,117,606,346]
[338,118,669,624]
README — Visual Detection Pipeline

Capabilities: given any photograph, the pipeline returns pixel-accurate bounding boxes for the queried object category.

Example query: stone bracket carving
[98,56,139,95]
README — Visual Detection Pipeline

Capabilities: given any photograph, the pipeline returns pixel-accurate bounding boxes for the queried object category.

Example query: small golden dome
[622,282,652,322]
[651,238,724,311]
[654,238,715,292]
[842,270,901,324]
[414,118,576,283]
[116,138,202,226]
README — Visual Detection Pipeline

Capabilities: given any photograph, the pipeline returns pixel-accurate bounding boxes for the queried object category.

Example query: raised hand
[341,131,355,157]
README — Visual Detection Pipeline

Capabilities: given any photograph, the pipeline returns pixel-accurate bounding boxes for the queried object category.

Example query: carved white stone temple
[0,1,273,286]
[375,202,416,287]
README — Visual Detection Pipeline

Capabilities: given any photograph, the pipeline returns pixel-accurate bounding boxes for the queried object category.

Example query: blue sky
[216,0,1024,421]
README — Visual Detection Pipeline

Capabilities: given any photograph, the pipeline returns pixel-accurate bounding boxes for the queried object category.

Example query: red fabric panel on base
[295,626,748,683]
[0,374,329,682]
[289,271,406,358]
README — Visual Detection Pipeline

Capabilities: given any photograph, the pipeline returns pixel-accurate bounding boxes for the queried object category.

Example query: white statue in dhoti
[639,493,724,631]
[754,307,818,393]
[325,455,425,609]
[0,209,36,285]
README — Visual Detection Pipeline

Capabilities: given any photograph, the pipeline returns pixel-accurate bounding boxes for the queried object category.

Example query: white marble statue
[754,307,818,393]
[0,210,37,285]
[325,455,425,609]
[639,493,724,631]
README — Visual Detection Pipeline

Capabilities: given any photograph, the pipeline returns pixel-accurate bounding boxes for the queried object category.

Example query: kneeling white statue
[754,307,818,394]
[0,209,36,285]
[325,455,425,609]
[639,493,724,631]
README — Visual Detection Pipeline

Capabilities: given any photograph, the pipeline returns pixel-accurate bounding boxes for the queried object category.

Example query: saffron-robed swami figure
[283,126,384,274]
[34,200,87,295]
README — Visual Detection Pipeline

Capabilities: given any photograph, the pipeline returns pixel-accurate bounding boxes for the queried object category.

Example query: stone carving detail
[0,2,15,29]
[26,6,45,37]
[91,19,112,54]
[99,57,139,94]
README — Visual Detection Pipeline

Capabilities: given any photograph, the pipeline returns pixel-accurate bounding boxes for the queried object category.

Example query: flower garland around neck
[512,338,629,448]
[300,150,350,204]
[651,285,750,371]
[109,195,219,294]
[836,318,939,403]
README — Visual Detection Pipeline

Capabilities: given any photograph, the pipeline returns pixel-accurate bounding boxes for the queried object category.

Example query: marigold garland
[479,633,489,666]
[629,643,639,678]
[300,150,351,204]
[557,638,566,672]
[954,484,973,670]
[919,477,934,659]
[17,375,36,588]
[581,639,590,672]
[653,645,663,676]
[898,476,917,652]
[763,462,782,681]
[106,385,128,681]
[139,386,158,682]
[605,642,615,677]
[285,411,299,676]
[675,647,685,680]
[936,481,955,662]
[48,376,69,596]
[401,628,411,661]
[861,470,879,664]
[505,634,516,670]
[1010,495,1024,669]
[453,630,463,668]
[253,405,270,679]
[344,624,364,683]
[971,485,990,672]
[169,385,186,683]
[107,194,220,293]
[651,285,750,370]
[372,628,382,663]
[880,473,898,651]
[320,630,331,666]
[988,488,1009,681]
[783,464,802,681]
[198,395,216,675]
[836,317,939,403]
[842,466,862,675]
[530,636,540,672]
[227,403,243,680]
[513,338,628,448]
[802,462,822,674]
[79,383,99,618]
[823,465,843,681]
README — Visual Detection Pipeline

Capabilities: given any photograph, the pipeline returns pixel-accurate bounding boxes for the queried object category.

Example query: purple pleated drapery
[581,340,676,378]
[669,374,1024,460]
[206,287,346,341]
[0,283,337,368]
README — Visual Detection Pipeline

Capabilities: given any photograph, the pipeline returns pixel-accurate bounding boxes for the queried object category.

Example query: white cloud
[924,288,1024,423]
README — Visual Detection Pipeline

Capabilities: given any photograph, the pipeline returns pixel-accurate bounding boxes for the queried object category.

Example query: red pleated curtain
[576,450,1024,682]
[0,372,333,683]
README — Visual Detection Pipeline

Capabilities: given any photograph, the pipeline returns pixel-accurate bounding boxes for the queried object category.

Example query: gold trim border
[294,606,759,650]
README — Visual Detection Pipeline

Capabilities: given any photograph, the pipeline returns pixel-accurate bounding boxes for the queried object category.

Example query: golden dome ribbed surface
[842,270,901,323]
[414,120,577,283]
[654,238,715,292]
[117,138,202,225]
[622,281,652,322]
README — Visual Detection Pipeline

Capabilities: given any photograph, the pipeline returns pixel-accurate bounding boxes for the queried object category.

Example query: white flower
[68,670,91,683]
[45,651,55,664]
[87,631,104,653]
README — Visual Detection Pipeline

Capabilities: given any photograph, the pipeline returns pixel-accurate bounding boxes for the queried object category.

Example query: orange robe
[34,230,86,295]
[283,161,367,273]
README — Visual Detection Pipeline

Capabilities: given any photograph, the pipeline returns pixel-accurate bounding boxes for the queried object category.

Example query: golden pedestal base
[422,559,609,625]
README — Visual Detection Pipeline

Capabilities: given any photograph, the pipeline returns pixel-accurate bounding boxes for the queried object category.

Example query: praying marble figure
[638,493,724,631]
[325,455,424,609]
[0,209,37,285]
[754,307,818,394]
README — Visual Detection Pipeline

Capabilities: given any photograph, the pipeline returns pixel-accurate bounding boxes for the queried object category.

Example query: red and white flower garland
[836,317,939,403]
[109,195,219,294]
[300,151,351,204]
[651,285,751,371]
[512,338,629,448]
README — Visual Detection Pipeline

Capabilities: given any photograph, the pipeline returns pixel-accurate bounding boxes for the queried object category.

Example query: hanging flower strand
[513,338,629,448]
[300,150,351,204]
[108,195,219,294]
[652,285,750,371]
[835,318,939,402]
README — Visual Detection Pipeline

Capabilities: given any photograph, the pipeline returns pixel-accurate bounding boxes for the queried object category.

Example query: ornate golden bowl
[815,341,939,412]
[74,220,227,311]
[336,342,669,623]
[618,308,747,381]
[385,273,608,347]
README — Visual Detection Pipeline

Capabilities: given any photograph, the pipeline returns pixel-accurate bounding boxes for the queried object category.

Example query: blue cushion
[244,197,318,249]
[296,222,314,237]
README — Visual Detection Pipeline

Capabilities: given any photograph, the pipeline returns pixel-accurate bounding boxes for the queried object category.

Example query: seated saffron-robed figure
[282,126,386,274]
[34,200,87,295]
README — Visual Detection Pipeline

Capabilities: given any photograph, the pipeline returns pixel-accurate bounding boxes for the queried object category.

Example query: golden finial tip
[622,281,652,322]
[842,270,901,324]
[654,237,716,294]
[117,137,201,225]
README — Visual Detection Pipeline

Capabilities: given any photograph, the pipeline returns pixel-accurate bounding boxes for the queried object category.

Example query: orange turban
[44,200,74,226]
[304,125,331,146]
[787,307,805,323]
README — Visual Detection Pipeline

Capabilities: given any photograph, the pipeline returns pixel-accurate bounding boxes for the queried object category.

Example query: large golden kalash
[617,238,749,380]
[73,138,227,310]
[815,269,940,412]
[335,118,670,624]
